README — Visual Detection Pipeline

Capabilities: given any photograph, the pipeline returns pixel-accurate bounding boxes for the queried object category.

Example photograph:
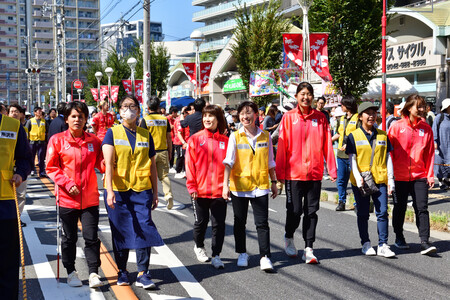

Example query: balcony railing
[34,32,53,39]
[193,0,263,21]
[198,19,237,35]
[199,38,230,51]
[35,43,53,50]
[34,21,52,28]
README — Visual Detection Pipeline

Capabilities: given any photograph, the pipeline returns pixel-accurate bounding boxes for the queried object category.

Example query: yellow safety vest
[338,114,359,148]
[230,130,271,192]
[144,114,168,151]
[29,117,46,141]
[350,128,388,186]
[24,126,29,139]
[0,116,20,200]
[110,125,152,192]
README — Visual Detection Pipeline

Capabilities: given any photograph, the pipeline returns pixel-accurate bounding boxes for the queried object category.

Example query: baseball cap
[441,98,450,112]
[358,102,379,114]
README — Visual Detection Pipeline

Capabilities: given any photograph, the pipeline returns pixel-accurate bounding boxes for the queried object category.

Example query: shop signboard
[223,78,246,93]
[386,38,440,72]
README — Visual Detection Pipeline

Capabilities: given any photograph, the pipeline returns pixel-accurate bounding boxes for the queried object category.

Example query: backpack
[387,116,400,130]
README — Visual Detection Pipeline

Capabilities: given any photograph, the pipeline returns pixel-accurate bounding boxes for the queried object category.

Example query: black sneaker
[420,242,437,255]
[335,202,345,211]
[21,221,26,227]
[394,239,410,249]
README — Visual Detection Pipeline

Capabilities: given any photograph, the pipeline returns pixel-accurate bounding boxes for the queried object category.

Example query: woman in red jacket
[276,82,337,264]
[46,101,105,288]
[91,100,115,141]
[388,94,437,255]
[186,104,229,269]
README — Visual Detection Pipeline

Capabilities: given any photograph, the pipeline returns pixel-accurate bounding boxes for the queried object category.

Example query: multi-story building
[0,0,100,106]
[100,20,163,63]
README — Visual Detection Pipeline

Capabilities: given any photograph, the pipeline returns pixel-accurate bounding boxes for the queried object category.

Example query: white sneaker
[362,242,376,256]
[260,256,274,272]
[182,171,186,178]
[169,168,176,174]
[377,244,396,258]
[89,273,104,288]
[284,237,297,257]
[194,245,209,262]
[174,172,184,179]
[302,247,318,264]
[67,271,82,287]
[211,256,224,269]
[237,253,249,267]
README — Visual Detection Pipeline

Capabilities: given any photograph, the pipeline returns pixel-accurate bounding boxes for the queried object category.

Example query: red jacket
[46,130,104,209]
[388,117,434,182]
[92,111,114,141]
[186,129,228,198]
[276,106,337,181]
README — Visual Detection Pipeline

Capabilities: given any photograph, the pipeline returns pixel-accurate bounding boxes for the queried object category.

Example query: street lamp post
[297,0,314,82]
[105,67,114,110]
[190,30,205,99]
[381,0,387,131]
[95,71,103,103]
[127,57,137,97]
[77,89,82,101]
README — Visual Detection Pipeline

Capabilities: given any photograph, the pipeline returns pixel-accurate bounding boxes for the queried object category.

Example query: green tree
[230,0,290,106]
[150,42,171,96]
[308,0,393,98]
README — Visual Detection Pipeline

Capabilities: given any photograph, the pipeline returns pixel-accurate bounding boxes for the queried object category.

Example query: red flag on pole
[200,62,213,89]
[100,86,109,102]
[90,88,99,102]
[182,63,197,85]
[110,86,119,103]
[310,33,332,81]
[283,33,303,70]
[135,80,144,103]
[122,80,132,95]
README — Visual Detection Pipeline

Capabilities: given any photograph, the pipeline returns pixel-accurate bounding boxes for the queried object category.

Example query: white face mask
[121,109,137,121]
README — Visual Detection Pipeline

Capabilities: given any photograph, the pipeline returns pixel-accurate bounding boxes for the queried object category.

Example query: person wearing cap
[331,96,359,211]
[388,94,437,255]
[432,98,450,190]
[345,102,396,258]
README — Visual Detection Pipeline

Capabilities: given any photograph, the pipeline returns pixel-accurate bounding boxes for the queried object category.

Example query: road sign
[73,80,83,89]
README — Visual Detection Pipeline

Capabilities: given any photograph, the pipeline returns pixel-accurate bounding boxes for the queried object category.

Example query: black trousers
[0,218,19,299]
[231,194,270,258]
[285,180,321,248]
[192,197,227,257]
[174,145,185,173]
[59,206,101,274]
[113,244,151,273]
[30,142,46,175]
[393,179,430,242]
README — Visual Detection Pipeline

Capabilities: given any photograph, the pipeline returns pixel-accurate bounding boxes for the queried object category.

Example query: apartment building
[100,20,163,63]
[0,0,100,105]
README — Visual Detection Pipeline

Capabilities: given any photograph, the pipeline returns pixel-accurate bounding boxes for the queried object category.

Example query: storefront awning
[362,77,418,99]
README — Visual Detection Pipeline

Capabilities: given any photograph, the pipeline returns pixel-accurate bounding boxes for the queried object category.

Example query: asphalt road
[19,172,450,300]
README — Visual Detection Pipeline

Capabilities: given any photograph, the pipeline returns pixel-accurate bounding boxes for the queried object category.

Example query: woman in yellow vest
[345,102,396,258]
[223,101,278,272]
[102,95,163,289]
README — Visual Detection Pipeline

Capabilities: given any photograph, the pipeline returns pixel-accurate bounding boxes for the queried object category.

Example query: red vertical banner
[182,63,197,85]
[310,33,332,81]
[122,80,132,95]
[90,88,99,102]
[199,62,213,89]
[110,86,119,103]
[283,33,303,70]
[100,86,109,102]
[135,80,144,103]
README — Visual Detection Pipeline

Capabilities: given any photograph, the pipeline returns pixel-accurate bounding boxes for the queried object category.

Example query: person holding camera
[345,102,396,258]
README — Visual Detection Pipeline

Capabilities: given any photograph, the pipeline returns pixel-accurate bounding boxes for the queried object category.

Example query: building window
[8,16,13,20]
[399,17,405,26]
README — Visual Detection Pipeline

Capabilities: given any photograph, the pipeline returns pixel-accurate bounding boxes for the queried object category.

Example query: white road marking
[149,294,194,300]
[269,208,277,212]
[27,192,52,198]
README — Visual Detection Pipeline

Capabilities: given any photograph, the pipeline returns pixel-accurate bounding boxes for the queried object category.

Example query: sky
[100,0,203,41]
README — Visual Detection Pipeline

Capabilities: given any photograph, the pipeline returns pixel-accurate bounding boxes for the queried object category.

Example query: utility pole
[35,45,41,106]
[25,0,33,111]
[143,0,151,114]
[60,0,67,102]
[6,72,10,105]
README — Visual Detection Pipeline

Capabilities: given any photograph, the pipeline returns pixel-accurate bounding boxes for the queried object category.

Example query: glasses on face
[121,104,137,110]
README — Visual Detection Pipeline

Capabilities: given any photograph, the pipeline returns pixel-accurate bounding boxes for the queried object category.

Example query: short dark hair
[386,101,394,115]
[49,108,57,114]
[202,104,227,134]
[295,82,314,97]
[34,106,42,112]
[57,102,66,115]
[317,96,326,104]
[426,102,433,109]
[119,95,140,109]
[193,98,206,112]
[147,96,160,111]
[64,101,89,121]
[8,104,25,114]
[169,106,178,114]
[267,105,278,118]
[237,101,258,115]
[402,94,426,118]
[341,95,358,114]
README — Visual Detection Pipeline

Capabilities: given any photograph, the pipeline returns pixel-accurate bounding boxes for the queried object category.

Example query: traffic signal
[25,68,40,74]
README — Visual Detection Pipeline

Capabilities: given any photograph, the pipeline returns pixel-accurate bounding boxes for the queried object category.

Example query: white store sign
[386,38,441,72]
